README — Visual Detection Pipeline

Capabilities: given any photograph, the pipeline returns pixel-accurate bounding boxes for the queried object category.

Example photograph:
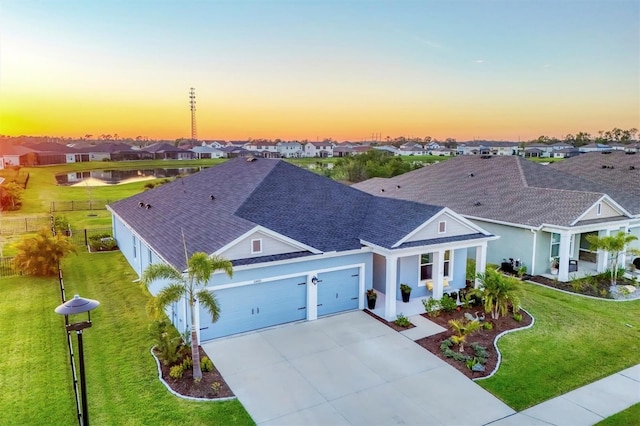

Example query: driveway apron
[202,310,515,425]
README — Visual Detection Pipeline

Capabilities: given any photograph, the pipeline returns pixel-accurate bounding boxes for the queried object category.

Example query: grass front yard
[0,251,253,425]
[478,282,640,411]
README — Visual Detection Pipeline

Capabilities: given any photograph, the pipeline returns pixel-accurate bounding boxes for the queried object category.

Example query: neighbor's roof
[549,151,640,215]
[109,158,448,270]
[353,155,629,228]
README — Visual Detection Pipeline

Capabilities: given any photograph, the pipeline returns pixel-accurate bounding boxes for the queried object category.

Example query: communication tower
[189,87,197,141]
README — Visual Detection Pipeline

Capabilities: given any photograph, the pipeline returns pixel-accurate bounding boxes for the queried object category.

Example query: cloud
[412,35,445,50]
[475,59,484,64]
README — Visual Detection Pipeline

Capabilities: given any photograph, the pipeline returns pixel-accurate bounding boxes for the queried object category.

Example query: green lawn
[0,251,253,425]
[595,403,640,425]
[478,282,640,411]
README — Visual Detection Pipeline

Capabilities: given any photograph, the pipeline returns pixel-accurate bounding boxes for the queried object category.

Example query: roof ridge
[515,157,529,188]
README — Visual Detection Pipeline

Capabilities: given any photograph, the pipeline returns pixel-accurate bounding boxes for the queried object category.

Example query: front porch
[538,259,598,281]
[368,287,466,320]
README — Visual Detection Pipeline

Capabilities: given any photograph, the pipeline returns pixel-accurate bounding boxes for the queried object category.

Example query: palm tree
[13,228,76,276]
[141,252,233,381]
[448,319,481,352]
[470,268,522,320]
[586,231,640,286]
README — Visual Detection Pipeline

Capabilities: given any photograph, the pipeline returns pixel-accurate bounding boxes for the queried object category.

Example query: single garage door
[317,267,360,317]
[199,276,307,341]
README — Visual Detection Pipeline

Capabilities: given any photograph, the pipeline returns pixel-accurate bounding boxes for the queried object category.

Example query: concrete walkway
[488,364,640,425]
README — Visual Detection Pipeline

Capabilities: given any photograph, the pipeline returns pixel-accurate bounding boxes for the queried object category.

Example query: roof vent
[468,173,475,178]
[601,165,607,169]
[630,166,635,170]
[474,201,482,206]
[246,156,257,162]
[380,188,385,192]
[138,202,145,208]
[145,203,152,209]
[625,151,636,155]
[396,185,401,189]
[210,195,215,200]
[601,151,611,154]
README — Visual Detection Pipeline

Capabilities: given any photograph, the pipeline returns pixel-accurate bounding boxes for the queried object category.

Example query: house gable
[573,196,630,224]
[217,226,320,261]
[394,208,488,247]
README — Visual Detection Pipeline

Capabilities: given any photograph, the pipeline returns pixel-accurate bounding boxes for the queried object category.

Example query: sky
[0,0,638,142]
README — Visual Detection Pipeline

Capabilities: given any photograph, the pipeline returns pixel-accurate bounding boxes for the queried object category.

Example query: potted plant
[550,257,559,275]
[366,288,377,309]
[400,283,412,303]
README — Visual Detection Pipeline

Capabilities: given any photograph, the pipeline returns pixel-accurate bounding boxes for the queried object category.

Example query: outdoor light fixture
[311,277,318,285]
[55,295,100,426]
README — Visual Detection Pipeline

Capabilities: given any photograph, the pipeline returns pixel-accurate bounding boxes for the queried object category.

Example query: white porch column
[597,229,611,272]
[620,227,630,270]
[433,250,445,299]
[475,243,487,289]
[558,231,571,282]
[384,255,398,321]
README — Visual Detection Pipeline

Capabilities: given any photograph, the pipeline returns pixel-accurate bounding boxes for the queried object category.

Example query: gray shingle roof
[353,155,619,228]
[109,158,448,270]
[549,151,640,215]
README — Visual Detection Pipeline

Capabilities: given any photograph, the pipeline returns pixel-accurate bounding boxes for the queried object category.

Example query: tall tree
[13,228,76,276]
[141,251,233,381]
[1,182,24,210]
[586,231,640,285]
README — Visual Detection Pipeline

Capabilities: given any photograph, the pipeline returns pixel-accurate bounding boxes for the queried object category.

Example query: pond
[55,167,206,186]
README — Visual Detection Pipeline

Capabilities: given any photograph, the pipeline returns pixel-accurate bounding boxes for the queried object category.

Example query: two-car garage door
[199,267,360,341]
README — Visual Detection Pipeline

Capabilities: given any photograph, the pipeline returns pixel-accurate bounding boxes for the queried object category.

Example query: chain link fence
[50,200,112,212]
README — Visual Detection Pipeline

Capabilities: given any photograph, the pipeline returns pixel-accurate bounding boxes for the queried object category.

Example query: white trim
[363,234,499,258]
[570,195,632,226]
[229,247,371,273]
[214,225,322,256]
[250,238,262,254]
[392,207,492,248]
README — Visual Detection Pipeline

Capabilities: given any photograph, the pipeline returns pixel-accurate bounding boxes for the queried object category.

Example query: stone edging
[473,308,535,382]
[525,280,640,302]
[149,347,237,402]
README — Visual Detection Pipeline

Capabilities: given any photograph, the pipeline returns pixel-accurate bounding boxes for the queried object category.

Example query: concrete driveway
[202,311,515,425]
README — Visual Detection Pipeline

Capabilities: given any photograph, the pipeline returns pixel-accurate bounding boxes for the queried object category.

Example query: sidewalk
[488,364,640,425]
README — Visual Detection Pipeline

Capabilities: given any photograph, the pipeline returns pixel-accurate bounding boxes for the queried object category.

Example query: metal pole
[77,331,89,426]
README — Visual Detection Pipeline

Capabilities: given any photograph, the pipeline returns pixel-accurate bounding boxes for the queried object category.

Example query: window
[550,233,560,258]
[251,239,262,254]
[148,248,153,264]
[420,253,433,280]
[438,221,446,234]
[443,250,450,277]
[132,236,137,259]
[596,202,602,216]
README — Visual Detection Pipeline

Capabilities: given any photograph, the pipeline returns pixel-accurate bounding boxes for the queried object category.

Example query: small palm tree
[13,227,76,276]
[142,252,233,381]
[586,231,640,286]
[470,268,522,320]
[448,319,481,352]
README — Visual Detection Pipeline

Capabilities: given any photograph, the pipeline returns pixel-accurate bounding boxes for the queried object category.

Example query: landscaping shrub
[440,294,457,312]
[200,356,213,373]
[394,313,412,328]
[211,382,221,396]
[88,233,117,251]
[513,313,523,322]
[169,364,184,379]
[422,297,441,317]
[149,320,182,365]
[182,356,193,370]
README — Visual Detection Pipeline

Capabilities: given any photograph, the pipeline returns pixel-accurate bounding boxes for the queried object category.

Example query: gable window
[438,221,446,234]
[251,239,262,254]
[596,202,602,216]
[132,236,137,259]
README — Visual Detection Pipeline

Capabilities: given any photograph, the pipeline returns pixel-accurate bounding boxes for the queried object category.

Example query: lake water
[55,167,205,186]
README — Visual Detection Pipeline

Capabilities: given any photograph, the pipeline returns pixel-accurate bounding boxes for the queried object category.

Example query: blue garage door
[317,267,360,317]
[199,276,307,341]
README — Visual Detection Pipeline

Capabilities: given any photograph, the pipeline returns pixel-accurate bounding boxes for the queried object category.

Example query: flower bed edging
[473,308,535,381]
[149,347,236,402]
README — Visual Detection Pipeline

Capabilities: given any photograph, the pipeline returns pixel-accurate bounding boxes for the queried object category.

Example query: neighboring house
[245,141,280,158]
[190,145,224,159]
[523,143,554,158]
[428,148,456,157]
[579,143,612,153]
[354,155,640,283]
[552,147,580,159]
[523,147,543,158]
[304,141,334,157]
[333,145,354,157]
[374,145,399,155]
[22,142,82,165]
[108,158,495,341]
[144,143,195,160]
[80,142,141,161]
[457,141,520,156]
[0,144,34,167]
[276,142,303,158]
[397,144,426,156]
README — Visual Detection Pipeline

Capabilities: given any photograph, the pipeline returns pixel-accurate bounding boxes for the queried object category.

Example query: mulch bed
[155,346,234,399]
[364,308,416,332]
[415,307,532,379]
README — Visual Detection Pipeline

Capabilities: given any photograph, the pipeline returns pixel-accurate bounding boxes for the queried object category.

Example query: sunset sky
[0,0,638,142]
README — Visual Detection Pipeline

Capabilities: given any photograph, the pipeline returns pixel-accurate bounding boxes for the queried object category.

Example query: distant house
[245,141,280,158]
[276,142,303,158]
[355,154,640,283]
[80,142,141,161]
[552,147,580,159]
[333,145,354,157]
[457,141,520,156]
[108,158,495,340]
[144,143,195,160]
[579,143,612,153]
[190,145,224,159]
[304,141,334,157]
[397,143,426,156]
